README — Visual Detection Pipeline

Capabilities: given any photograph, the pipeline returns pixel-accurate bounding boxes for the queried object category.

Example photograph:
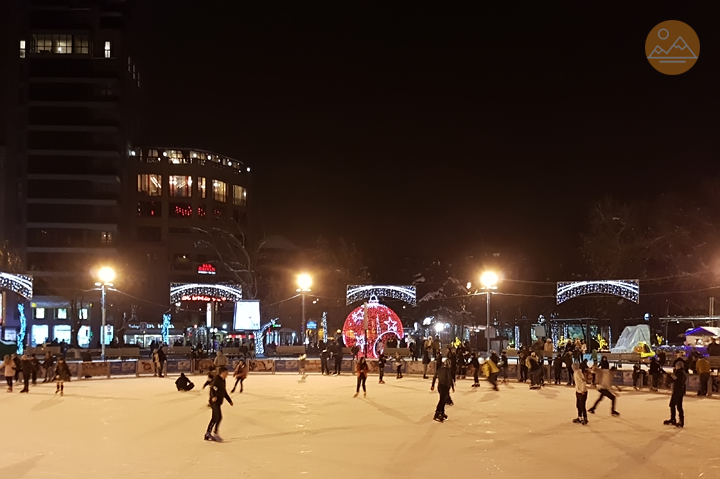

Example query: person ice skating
[12,354,21,383]
[696,356,711,396]
[214,349,228,369]
[527,352,542,389]
[354,357,369,397]
[588,363,619,416]
[378,353,387,384]
[649,356,662,391]
[572,363,588,425]
[231,360,247,393]
[553,353,563,385]
[518,347,528,382]
[563,351,574,386]
[431,359,454,422]
[500,351,509,383]
[470,352,480,387]
[42,353,55,383]
[176,373,195,391]
[205,366,233,442]
[156,345,167,378]
[55,357,71,396]
[394,353,404,379]
[19,354,32,393]
[320,347,330,375]
[3,355,15,392]
[333,343,343,375]
[664,360,686,428]
[422,345,431,379]
[632,362,646,390]
[298,354,307,380]
[483,354,500,391]
[30,354,40,385]
[202,365,217,390]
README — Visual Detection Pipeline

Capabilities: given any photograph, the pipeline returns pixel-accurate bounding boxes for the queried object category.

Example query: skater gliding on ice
[589,362,619,416]
[572,364,588,425]
[205,366,233,442]
[431,359,454,422]
[664,360,686,428]
[55,357,71,396]
[231,360,247,393]
[354,357,369,397]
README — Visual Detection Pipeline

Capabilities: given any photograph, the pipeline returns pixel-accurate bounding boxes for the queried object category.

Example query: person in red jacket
[354,357,369,397]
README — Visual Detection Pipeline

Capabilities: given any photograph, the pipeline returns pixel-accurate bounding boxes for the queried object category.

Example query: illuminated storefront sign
[197,263,216,275]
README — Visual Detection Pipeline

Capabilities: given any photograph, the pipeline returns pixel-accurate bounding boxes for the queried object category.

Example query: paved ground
[2,374,718,478]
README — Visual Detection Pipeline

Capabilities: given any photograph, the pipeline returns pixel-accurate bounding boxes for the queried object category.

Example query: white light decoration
[161,313,171,345]
[321,312,328,342]
[346,285,416,306]
[17,303,26,354]
[556,280,640,305]
[255,318,279,357]
[170,283,242,303]
[0,272,33,300]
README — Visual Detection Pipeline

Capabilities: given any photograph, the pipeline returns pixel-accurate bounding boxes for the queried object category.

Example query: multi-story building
[1,0,139,346]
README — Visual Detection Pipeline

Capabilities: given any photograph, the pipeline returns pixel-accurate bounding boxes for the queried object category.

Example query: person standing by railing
[42,353,55,383]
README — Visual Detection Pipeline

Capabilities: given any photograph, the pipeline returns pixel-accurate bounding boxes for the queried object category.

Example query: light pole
[97,266,116,361]
[296,273,312,345]
[480,271,499,355]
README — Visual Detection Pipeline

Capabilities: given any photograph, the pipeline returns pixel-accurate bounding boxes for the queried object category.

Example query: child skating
[205,366,233,442]
[55,357,71,396]
[354,357,369,397]
[572,363,588,425]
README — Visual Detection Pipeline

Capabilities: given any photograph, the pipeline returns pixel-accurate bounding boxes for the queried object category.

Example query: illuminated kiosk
[0,272,33,354]
[343,285,415,359]
[170,282,243,350]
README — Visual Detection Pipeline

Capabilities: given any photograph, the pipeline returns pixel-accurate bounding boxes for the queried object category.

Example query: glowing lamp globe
[342,299,404,359]
[297,273,312,291]
[98,266,116,283]
[480,271,498,288]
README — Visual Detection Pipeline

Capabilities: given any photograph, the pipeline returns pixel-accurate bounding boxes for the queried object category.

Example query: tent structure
[684,326,720,348]
[611,325,652,354]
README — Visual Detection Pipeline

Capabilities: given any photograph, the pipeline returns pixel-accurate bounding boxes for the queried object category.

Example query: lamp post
[97,266,116,361]
[296,273,312,345]
[480,271,499,355]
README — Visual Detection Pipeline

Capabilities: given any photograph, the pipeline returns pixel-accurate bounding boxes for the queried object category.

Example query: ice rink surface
[2,374,719,479]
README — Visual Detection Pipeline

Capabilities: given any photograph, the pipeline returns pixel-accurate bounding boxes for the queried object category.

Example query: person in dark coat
[42,353,56,383]
[470,353,481,387]
[431,359,455,422]
[333,343,343,375]
[563,351,574,386]
[649,356,662,391]
[519,348,528,382]
[378,353,387,384]
[30,354,40,385]
[422,346,431,379]
[320,347,330,375]
[55,357,71,396]
[664,360,686,427]
[553,353,564,385]
[175,373,195,391]
[156,346,167,378]
[19,354,32,393]
[205,366,233,441]
[12,354,21,383]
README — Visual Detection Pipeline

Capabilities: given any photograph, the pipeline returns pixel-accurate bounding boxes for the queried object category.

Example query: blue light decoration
[556,280,640,305]
[346,285,417,306]
[161,313,171,345]
[17,303,26,354]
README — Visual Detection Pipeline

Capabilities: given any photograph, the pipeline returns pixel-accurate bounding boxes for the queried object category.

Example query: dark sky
[135,2,720,278]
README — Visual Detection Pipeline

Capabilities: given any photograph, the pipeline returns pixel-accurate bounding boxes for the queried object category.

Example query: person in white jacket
[214,350,228,368]
[3,355,16,392]
[589,365,620,416]
[572,363,588,425]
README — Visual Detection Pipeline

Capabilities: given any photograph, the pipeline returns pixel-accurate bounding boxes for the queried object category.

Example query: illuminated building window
[101,231,113,243]
[35,308,45,319]
[105,41,111,58]
[20,40,26,58]
[169,175,192,197]
[79,309,88,320]
[56,308,67,319]
[233,185,247,206]
[138,174,162,196]
[32,34,53,53]
[137,201,162,217]
[198,177,206,199]
[74,35,89,54]
[212,180,227,202]
[170,203,193,218]
[52,34,72,54]
[166,150,188,165]
[190,151,206,160]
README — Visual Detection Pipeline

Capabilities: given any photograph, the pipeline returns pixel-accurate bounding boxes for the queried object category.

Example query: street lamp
[97,266,116,361]
[296,273,312,344]
[480,271,499,355]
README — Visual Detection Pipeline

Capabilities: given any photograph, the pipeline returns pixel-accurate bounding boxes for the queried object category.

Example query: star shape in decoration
[383,317,398,332]
[355,334,366,351]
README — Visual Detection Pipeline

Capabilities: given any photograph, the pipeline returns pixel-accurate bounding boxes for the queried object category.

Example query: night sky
[136,2,720,279]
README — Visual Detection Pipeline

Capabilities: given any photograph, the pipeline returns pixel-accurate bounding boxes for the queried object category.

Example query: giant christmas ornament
[343,298,404,359]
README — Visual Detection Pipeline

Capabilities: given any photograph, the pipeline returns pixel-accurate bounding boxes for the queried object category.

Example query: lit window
[57,308,67,319]
[79,309,89,320]
[32,34,53,53]
[198,177,207,199]
[212,180,227,202]
[166,150,188,164]
[35,307,45,319]
[53,34,72,54]
[233,185,247,206]
[169,175,192,197]
[20,40,26,58]
[104,41,111,58]
[138,174,162,196]
[74,35,89,54]
[101,231,113,243]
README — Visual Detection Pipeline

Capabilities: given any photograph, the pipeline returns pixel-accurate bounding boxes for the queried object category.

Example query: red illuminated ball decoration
[342,299,404,358]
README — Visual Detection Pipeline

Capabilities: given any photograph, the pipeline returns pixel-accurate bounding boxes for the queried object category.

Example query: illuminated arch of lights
[170,283,243,303]
[556,280,639,305]
[0,272,33,300]
[346,285,416,306]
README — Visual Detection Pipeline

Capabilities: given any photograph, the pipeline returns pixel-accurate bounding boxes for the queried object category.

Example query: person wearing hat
[205,366,233,442]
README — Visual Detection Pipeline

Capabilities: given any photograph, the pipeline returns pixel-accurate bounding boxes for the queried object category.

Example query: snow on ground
[2,374,719,479]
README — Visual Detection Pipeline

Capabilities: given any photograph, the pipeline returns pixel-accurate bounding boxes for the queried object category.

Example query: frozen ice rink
[2,374,719,479]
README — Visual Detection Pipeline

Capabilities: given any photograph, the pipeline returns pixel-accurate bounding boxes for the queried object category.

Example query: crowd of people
[2,353,71,395]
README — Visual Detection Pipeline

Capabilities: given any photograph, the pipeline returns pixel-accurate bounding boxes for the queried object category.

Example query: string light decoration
[172,204,193,217]
[321,312,328,342]
[161,313,171,345]
[346,285,416,306]
[556,280,640,305]
[17,303,26,354]
[0,272,33,300]
[170,283,242,303]
[255,319,278,357]
[342,297,404,359]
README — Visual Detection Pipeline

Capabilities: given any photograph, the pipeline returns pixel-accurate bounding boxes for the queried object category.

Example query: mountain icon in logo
[648,36,697,62]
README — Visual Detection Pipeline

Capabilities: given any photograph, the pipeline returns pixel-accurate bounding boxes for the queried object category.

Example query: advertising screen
[234,301,260,330]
